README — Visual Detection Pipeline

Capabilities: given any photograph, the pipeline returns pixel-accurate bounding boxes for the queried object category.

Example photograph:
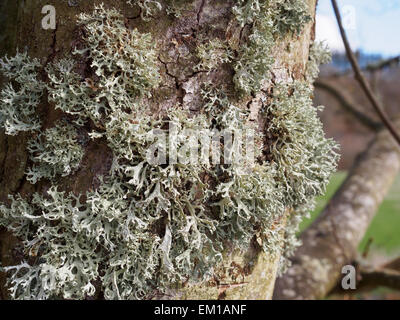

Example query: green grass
[299,171,400,254]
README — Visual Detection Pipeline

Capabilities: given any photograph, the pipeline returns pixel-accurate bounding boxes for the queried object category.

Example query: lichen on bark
[0,0,337,300]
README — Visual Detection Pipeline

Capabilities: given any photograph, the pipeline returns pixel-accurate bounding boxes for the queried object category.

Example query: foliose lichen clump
[195,39,233,73]
[306,41,332,81]
[0,52,44,135]
[232,0,275,95]
[26,121,84,184]
[273,0,312,36]
[127,0,163,20]
[274,41,338,272]
[45,6,160,127]
[0,1,338,299]
[231,0,311,95]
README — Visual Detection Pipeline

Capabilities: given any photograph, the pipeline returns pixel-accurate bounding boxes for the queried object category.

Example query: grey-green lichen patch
[306,41,332,81]
[45,58,94,126]
[0,188,100,299]
[266,81,339,206]
[0,51,44,135]
[26,121,84,184]
[232,0,275,95]
[195,39,233,73]
[45,5,161,127]
[127,0,163,20]
[232,0,312,95]
[165,0,192,18]
[232,0,268,26]
[272,0,312,36]
[268,44,339,272]
[76,5,161,101]
[233,24,275,95]
[232,0,311,35]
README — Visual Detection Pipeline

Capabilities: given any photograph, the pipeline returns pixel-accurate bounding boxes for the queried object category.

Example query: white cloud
[315,14,345,53]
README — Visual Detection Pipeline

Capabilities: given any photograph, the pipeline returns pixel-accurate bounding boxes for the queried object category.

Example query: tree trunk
[0,0,318,300]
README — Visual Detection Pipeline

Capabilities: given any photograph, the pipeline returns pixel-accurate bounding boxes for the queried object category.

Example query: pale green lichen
[45,5,160,126]
[45,58,95,126]
[195,39,233,73]
[0,188,100,299]
[233,23,275,95]
[273,44,339,273]
[0,51,44,135]
[165,0,188,18]
[232,0,311,95]
[266,81,339,206]
[272,0,312,36]
[306,41,332,81]
[127,0,162,20]
[232,0,275,95]
[76,5,160,100]
[126,0,191,20]
[0,3,338,300]
[233,0,311,34]
[232,0,267,27]
[26,121,84,184]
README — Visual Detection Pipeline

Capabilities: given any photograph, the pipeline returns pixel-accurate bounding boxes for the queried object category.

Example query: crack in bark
[197,0,206,25]
[0,136,8,189]
[44,23,58,67]
[158,56,180,90]
[158,55,185,106]
[126,6,142,20]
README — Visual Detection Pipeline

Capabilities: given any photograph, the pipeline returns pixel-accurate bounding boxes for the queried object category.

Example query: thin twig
[331,0,400,147]
[362,237,373,259]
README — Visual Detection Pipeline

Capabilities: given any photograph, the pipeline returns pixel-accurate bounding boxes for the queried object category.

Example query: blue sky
[316,0,400,57]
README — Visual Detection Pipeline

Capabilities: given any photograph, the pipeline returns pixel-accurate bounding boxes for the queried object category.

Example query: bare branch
[365,56,400,73]
[357,268,400,292]
[315,79,382,131]
[331,0,400,147]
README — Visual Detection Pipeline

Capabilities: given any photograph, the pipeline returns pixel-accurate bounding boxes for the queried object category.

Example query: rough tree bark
[273,118,400,300]
[0,0,317,299]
